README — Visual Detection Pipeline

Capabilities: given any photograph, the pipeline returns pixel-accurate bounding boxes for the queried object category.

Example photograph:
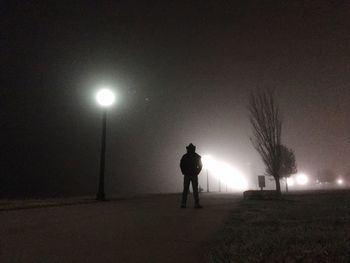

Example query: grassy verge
[207,190,350,263]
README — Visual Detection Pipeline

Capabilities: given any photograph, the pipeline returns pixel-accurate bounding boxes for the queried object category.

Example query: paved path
[0,193,241,263]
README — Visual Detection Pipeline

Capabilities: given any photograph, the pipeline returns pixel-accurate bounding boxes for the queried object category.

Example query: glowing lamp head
[296,174,309,185]
[96,88,116,107]
[337,179,343,185]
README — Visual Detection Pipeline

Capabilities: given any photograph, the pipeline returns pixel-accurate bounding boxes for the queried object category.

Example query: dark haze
[2,1,350,197]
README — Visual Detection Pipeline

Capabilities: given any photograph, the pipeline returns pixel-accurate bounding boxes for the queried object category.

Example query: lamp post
[202,155,213,193]
[206,169,209,193]
[95,88,116,201]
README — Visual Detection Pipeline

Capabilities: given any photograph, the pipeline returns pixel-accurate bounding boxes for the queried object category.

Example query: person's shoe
[180,204,186,208]
[195,204,203,209]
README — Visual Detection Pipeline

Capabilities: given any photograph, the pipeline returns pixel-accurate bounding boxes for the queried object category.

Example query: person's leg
[181,176,190,207]
[192,176,201,207]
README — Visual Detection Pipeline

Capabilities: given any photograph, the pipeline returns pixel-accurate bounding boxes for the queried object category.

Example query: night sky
[2,1,350,197]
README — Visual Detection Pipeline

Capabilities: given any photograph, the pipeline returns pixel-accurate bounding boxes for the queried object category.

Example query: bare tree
[279,145,297,192]
[248,90,282,194]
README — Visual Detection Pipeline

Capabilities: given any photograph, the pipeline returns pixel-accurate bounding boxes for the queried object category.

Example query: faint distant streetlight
[296,173,309,185]
[337,179,343,185]
[95,88,116,201]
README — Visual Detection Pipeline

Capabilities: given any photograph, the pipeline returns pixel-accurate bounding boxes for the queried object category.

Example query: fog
[2,1,350,198]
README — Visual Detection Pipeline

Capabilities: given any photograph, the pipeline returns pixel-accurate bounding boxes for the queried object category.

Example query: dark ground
[0,193,240,263]
[207,190,350,263]
[2,190,349,263]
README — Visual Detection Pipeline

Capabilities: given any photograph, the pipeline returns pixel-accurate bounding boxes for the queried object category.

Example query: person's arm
[180,156,185,174]
[197,156,203,174]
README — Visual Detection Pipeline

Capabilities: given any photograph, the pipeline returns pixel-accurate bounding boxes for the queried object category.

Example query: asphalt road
[0,193,241,263]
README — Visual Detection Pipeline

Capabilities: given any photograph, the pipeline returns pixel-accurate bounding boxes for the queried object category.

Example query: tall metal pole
[206,169,209,192]
[97,110,107,201]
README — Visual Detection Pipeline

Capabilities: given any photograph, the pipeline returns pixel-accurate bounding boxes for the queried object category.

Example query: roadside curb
[0,199,97,212]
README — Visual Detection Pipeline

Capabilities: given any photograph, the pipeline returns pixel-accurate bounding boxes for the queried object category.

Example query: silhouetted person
[180,143,203,208]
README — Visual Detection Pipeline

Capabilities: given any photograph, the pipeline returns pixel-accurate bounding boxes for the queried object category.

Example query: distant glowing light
[202,155,215,169]
[296,174,309,185]
[337,179,343,185]
[287,177,295,186]
[96,88,116,107]
[202,155,248,191]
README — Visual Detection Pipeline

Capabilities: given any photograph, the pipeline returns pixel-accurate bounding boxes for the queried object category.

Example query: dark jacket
[180,152,202,176]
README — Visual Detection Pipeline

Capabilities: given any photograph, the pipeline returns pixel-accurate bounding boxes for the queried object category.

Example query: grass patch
[207,190,350,263]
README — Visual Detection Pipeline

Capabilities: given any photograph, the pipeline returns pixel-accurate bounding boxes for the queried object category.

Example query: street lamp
[337,179,343,185]
[296,173,309,185]
[202,155,213,193]
[206,169,210,193]
[95,88,116,201]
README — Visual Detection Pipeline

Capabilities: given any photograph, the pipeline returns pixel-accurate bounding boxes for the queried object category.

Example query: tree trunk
[274,176,281,195]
